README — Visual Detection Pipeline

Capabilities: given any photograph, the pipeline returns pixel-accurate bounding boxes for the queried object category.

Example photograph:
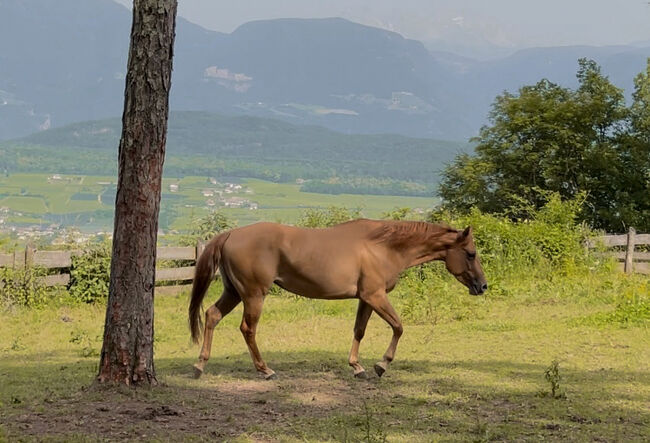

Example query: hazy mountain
[4,111,468,186]
[0,0,648,141]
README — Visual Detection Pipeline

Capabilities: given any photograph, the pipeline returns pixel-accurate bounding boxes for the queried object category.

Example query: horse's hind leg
[239,292,276,380]
[348,300,373,378]
[193,289,241,378]
[359,290,403,378]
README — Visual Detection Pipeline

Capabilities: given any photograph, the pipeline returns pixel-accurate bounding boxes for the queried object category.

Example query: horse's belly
[274,273,358,300]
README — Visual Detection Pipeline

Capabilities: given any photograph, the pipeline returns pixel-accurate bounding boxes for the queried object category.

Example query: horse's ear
[457,226,472,243]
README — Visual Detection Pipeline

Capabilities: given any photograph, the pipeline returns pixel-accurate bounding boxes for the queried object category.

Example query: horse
[188,219,487,380]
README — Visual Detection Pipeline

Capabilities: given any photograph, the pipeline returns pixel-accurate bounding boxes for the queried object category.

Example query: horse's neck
[401,241,448,269]
[381,224,455,270]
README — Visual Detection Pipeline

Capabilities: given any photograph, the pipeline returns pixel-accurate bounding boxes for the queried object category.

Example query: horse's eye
[467,252,476,260]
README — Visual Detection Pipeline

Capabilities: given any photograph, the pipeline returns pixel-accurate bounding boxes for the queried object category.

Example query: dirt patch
[1,372,376,441]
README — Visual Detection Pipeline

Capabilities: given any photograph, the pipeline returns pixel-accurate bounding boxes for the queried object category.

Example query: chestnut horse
[189,219,487,380]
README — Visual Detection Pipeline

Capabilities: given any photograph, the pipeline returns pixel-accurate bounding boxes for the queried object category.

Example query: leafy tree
[439,59,650,232]
[191,211,236,241]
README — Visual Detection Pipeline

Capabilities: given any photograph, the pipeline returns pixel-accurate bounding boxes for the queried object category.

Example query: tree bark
[98,0,177,386]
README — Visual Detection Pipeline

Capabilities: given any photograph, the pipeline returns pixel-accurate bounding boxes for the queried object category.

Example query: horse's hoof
[264,372,277,381]
[354,370,369,380]
[192,364,203,379]
[374,363,386,378]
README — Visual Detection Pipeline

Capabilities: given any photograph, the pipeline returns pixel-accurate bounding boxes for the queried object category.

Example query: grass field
[1,269,648,441]
[0,173,436,231]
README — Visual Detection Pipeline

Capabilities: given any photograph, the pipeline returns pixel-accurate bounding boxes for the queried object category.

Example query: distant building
[169,183,179,192]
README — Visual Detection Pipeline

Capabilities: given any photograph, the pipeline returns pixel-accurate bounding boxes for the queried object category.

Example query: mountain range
[1,0,648,141]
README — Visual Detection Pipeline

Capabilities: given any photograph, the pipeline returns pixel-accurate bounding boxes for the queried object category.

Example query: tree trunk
[98,0,177,386]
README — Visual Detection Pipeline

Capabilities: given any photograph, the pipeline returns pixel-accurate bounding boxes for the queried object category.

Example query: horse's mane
[368,221,457,251]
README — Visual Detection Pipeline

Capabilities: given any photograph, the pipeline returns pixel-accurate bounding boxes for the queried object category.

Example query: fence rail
[1,241,208,291]
[587,227,650,275]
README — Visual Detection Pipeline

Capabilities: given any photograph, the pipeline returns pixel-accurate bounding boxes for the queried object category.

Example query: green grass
[0,269,648,441]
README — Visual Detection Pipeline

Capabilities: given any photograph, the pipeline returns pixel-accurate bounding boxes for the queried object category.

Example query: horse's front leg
[348,299,373,378]
[359,290,404,377]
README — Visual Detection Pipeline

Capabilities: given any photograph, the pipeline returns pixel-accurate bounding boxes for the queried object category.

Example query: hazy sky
[115,0,650,49]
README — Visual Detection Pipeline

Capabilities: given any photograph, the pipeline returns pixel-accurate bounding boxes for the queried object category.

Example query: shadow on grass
[1,350,649,441]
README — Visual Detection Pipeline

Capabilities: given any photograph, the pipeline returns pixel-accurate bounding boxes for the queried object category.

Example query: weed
[360,402,387,443]
[539,360,566,399]
[69,329,100,358]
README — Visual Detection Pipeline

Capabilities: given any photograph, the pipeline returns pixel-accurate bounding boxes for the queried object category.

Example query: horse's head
[444,227,488,295]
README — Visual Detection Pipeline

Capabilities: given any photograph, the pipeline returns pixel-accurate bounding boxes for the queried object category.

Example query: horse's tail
[189,232,231,344]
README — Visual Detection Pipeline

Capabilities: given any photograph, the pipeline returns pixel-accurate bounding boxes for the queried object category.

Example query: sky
[115,0,650,53]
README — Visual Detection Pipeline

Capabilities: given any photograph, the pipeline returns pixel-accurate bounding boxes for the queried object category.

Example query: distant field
[0,173,438,231]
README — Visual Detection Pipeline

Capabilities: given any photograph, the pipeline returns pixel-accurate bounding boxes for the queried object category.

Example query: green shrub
[0,266,48,307]
[429,192,592,274]
[69,241,111,303]
[172,211,237,247]
[297,206,361,228]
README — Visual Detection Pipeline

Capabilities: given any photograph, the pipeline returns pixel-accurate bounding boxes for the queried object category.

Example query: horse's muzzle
[469,281,488,296]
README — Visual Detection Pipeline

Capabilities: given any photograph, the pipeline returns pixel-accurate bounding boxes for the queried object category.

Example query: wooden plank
[634,262,650,274]
[33,251,73,268]
[0,253,13,266]
[13,250,24,269]
[635,234,650,245]
[41,273,71,287]
[587,233,649,248]
[157,246,195,260]
[589,234,627,247]
[608,251,650,261]
[156,266,196,282]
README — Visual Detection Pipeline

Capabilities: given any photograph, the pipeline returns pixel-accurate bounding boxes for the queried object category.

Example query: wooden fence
[0,241,207,292]
[587,228,650,275]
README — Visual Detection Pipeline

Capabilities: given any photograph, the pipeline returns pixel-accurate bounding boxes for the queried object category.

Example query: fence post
[624,227,636,274]
[25,243,36,268]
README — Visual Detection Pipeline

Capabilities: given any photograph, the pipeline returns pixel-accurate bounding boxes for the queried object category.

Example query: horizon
[115,0,650,58]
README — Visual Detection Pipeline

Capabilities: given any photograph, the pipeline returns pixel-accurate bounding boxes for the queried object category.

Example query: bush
[297,206,361,228]
[429,192,591,273]
[0,267,48,308]
[69,241,111,303]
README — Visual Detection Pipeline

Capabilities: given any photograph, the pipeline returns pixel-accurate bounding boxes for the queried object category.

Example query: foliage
[540,360,566,399]
[190,210,236,242]
[433,192,590,270]
[382,207,424,221]
[0,266,48,308]
[439,59,650,232]
[68,241,111,303]
[297,206,362,228]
